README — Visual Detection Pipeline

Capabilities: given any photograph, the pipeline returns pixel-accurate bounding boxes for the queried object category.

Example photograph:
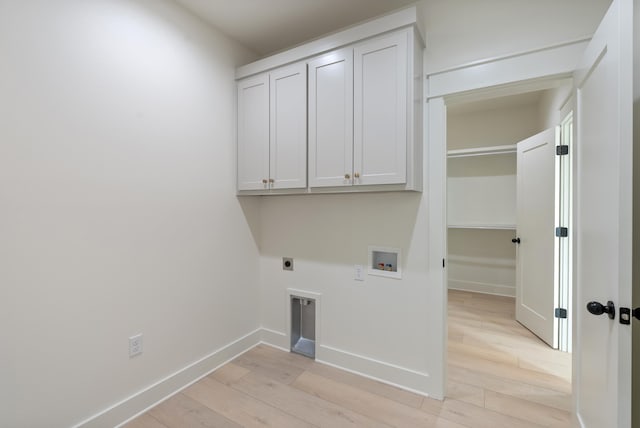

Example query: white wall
[447,102,542,150]
[258,192,435,392]
[421,0,612,73]
[447,102,541,296]
[256,0,611,400]
[0,1,615,424]
[0,1,260,427]
[538,85,574,130]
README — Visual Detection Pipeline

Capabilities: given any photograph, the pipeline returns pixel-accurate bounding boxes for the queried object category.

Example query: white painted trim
[236,6,423,79]
[317,344,431,396]
[74,329,262,428]
[448,279,516,298]
[427,40,589,99]
[426,97,447,400]
[260,327,289,350]
[236,183,421,196]
[257,330,433,396]
[428,37,591,76]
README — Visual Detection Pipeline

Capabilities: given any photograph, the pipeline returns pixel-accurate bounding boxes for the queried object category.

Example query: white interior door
[573,0,633,426]
[516,128,558,348]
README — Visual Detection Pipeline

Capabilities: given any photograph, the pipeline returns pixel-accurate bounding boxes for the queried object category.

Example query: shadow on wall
[255,192,423,267]
[237,196,262,247]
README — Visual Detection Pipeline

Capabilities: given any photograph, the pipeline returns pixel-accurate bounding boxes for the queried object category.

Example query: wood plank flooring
[124,290,571,427]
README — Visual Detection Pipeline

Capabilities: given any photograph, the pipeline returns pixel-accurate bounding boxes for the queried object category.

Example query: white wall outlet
[354,264,364,281]
[129,334,143,357]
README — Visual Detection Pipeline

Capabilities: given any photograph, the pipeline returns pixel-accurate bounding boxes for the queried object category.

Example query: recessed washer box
[368,246,401,279]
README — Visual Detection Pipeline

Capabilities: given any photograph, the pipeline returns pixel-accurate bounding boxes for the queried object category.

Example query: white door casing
[516,128,558,348]
[574,0,633,426]
[308,48,354,188]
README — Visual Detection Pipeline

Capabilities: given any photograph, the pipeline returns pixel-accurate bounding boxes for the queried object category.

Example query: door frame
[426,39,589,399]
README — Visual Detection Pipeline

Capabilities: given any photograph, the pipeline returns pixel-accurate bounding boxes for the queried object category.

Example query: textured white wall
[0,1,259,426]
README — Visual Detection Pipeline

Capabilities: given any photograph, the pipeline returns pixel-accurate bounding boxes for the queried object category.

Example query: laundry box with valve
[290,296,316,358]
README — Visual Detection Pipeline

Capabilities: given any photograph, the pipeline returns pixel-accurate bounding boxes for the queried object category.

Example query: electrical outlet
[129,334,143,357]
[354,264,364,281]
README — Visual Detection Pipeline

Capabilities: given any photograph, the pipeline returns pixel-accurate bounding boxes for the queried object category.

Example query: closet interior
[446,86,570,308]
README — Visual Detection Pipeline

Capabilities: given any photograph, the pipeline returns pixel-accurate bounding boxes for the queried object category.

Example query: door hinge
[556,145,569,155]
[555,308,568,319]
[555,227,568,237]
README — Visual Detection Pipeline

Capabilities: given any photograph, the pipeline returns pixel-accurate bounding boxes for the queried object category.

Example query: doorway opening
[445,83,573,419]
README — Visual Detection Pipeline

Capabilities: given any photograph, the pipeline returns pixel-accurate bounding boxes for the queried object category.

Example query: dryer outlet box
[283,257,294,271]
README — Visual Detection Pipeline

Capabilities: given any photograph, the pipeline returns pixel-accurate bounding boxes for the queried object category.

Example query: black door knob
[586,301,616,320]
[511,237,521,244]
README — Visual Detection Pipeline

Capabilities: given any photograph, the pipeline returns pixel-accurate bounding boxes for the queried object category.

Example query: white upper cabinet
[237,63,307,191]
[354,31,408,186]
[269,63,307,189]
[308,48,354,188]
[308,28,418,190]
[236,7,423,194]
[237,74,269,191]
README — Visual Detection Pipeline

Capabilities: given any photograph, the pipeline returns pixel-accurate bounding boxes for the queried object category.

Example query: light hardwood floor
[124,290,571,428]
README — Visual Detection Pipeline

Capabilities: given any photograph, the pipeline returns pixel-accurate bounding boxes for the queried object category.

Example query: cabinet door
[354,30,408,185]
[269,63,307,189]
[237,74,269,191]
[308,48,353,187]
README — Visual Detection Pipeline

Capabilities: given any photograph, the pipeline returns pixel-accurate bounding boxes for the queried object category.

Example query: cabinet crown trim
[235,6,423,80]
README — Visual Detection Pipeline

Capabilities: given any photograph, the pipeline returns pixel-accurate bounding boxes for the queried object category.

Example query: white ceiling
[174,0,418,56]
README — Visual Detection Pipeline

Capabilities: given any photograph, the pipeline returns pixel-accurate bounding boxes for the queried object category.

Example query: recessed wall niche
[368,246,401,279]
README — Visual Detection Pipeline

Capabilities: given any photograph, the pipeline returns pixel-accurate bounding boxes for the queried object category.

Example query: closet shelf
[447,144,517,158]
[448,224,516,230]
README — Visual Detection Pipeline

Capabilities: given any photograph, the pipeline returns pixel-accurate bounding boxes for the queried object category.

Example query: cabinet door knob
[262,179,268,184]
[354,172,360,178]
[269,178,275,183]
[344,174,351,179]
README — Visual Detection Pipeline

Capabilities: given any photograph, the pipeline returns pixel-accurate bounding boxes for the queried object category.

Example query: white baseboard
[317,344,431,396]
[260,327,289,351]
[76,326,436,427]
[448,279,515,297]
[74,329,262,428]
[259,329,432,397]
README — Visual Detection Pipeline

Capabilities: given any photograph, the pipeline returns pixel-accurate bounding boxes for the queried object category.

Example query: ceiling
[173,0,418,56]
